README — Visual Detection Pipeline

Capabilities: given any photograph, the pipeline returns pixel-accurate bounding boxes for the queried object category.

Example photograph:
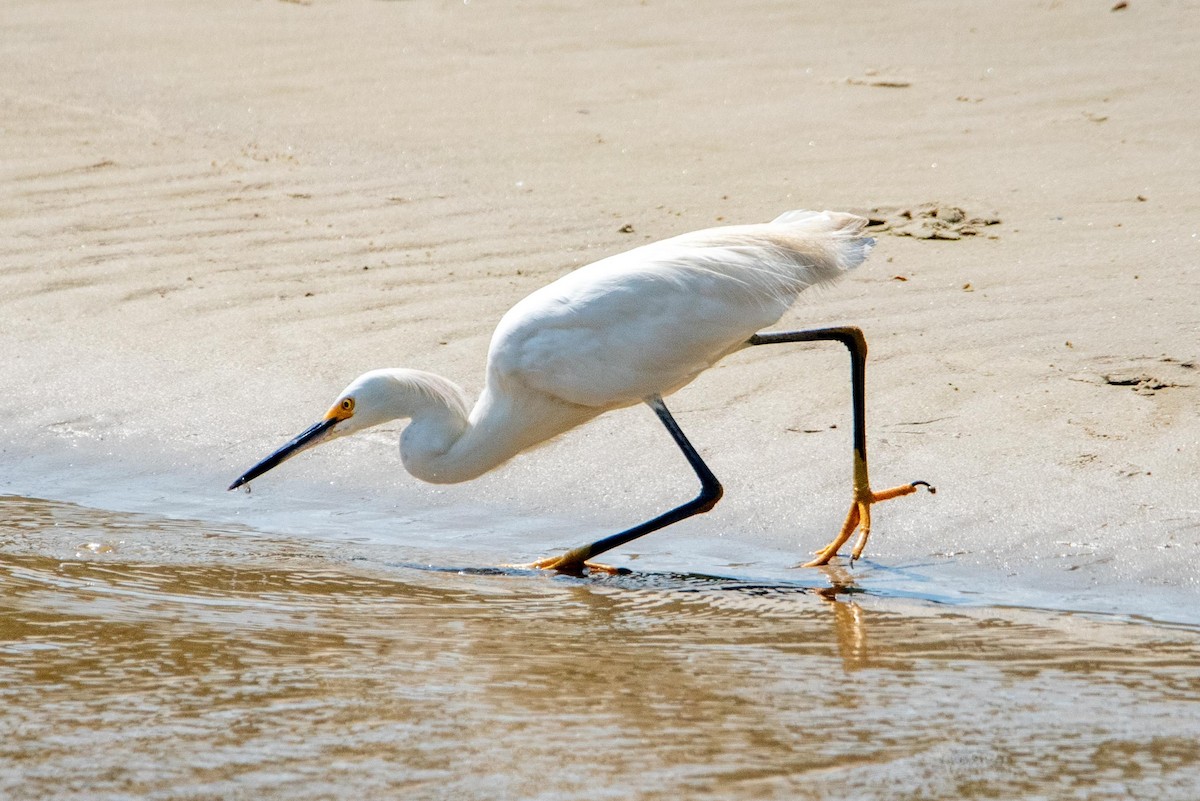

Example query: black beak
[228,417,339,491]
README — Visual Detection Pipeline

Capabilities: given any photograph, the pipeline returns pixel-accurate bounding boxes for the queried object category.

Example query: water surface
[2,494,1198,800]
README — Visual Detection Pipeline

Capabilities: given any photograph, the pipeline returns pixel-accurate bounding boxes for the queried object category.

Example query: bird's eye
[341,398,355,413]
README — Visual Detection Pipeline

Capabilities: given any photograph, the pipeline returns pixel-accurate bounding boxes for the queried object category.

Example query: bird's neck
[393,371,518,484]
[384,370,474,484]
[400,378,596,485]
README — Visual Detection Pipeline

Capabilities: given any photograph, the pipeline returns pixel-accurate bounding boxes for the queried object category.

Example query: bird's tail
[769,209,875,274]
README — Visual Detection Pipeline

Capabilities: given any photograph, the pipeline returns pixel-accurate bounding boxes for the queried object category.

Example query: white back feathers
[233,210,877,485]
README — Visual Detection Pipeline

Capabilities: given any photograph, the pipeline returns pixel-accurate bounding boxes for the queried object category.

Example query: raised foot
[802,480,935,568]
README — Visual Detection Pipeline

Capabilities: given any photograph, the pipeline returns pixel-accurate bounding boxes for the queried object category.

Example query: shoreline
[3,0,1198,624]
[3,431,1197,628]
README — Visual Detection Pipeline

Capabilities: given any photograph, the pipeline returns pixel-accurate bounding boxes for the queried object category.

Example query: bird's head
[227,370,410,491]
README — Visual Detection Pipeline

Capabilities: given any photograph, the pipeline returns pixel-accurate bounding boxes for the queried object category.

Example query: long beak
[227,417,339,491]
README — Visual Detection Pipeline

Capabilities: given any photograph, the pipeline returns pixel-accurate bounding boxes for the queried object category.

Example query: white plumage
[228,210,920,571]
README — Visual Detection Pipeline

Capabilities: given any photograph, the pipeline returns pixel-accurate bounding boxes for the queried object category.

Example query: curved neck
[401,381,597,485]
[377,370,476,484]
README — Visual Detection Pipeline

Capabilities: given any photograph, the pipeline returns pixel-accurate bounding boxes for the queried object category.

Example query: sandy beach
[5,3,1200,799]
[3,0,1199,606]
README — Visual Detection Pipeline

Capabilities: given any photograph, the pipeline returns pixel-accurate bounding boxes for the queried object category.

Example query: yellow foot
[518,550,629,576]
[803,480,934,567]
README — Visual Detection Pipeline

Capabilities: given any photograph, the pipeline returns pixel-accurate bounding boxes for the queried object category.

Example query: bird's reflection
[286,553,881,673]
[811,563,871,671]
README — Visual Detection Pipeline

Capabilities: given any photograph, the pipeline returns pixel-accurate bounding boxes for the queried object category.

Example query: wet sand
[2,0,1198,598]
[2,1,1200,796]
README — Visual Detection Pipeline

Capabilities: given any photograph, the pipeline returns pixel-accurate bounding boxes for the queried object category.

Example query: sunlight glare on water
[1,495,1199,800]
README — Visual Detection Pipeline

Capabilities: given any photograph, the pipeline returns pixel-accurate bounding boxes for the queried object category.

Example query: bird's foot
[803,480,935,567]
[520,549,630,576]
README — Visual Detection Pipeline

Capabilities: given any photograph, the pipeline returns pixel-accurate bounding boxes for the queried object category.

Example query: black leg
[749,326,872,477]
[530,394,723,574]
[749,326,931,565]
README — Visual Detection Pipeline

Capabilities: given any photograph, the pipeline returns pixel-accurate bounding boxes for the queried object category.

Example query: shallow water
[2,494,1199,801]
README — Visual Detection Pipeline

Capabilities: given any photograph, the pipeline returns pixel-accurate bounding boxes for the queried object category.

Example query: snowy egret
[229,210,931,573]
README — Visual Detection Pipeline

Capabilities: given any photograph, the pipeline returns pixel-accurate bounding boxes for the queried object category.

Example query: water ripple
[2,495,1200,800]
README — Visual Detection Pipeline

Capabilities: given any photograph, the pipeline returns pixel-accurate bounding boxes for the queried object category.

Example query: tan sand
[2,1,1197,600]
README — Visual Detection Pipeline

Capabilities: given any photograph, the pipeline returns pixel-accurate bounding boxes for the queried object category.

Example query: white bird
[229,210,931,573]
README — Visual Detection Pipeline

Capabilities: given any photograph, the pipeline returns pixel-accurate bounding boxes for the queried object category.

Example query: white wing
[487,211,872,409]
